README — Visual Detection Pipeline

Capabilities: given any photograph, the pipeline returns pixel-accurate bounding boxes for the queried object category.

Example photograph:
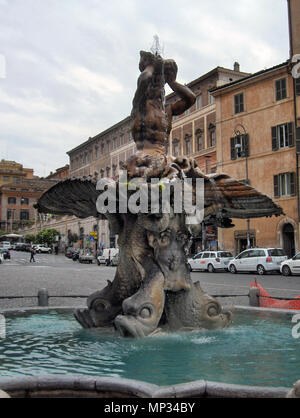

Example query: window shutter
[271,126,278,151]
[230,137,236,160]
[287,122,294,147]
[243,134,250,157]
[296,78,300,96]
[290,172,296,196]
[274,175,279,198]
[296,127,300,154]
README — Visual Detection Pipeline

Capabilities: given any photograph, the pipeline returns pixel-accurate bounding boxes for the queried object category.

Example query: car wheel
[207,264,215,273]
[257,264,266,275]
[97,260,100,266]
[229,264,237,274]
[282,265,291,277]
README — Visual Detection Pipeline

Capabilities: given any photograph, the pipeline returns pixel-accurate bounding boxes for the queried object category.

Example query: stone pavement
[0,251,300,310]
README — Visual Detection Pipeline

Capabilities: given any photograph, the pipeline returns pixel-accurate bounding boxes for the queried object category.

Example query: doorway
[282,223,295,258]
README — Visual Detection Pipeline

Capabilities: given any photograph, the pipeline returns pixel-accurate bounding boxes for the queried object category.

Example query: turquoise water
[0,310,299,388]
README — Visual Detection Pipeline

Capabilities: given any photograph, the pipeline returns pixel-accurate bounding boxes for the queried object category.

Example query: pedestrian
[30,247,36,263]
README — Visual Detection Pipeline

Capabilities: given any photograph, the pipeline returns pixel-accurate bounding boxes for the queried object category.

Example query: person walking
[29,246,36,263]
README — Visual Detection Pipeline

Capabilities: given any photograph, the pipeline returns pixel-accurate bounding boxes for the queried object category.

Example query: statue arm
[168,80,196,116]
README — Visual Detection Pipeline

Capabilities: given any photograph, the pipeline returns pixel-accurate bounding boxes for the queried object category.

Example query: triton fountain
[35,49,283,338]
[1,48,300,398]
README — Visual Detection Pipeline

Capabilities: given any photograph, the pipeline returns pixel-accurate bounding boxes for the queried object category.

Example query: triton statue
[36,50,283,338]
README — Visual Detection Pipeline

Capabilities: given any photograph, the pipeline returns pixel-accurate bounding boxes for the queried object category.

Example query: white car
[228,248,287,275]
[33,244,52,254]
[280,252,300,276]
[188,251,234,272]
[97,248,119,266]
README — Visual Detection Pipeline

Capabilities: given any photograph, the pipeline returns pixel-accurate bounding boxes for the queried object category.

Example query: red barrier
[250,281,300,310]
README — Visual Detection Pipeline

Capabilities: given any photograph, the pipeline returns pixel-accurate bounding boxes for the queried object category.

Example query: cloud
[0,0,289,176]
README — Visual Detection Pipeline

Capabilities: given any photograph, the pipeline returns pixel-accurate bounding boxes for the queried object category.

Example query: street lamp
[233,124,251,249]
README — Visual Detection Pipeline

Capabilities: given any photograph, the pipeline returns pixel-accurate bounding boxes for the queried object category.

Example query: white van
[0,241,10,249]
[97,248,119,266]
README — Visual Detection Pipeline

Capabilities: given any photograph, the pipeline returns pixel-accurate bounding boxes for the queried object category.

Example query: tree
[35,229,60,246]
[24,234,36,243]
[68,231,79,245]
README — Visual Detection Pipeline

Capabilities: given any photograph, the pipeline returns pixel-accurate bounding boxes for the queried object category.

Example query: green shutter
[296,78,300,96]
[296,127,300,154]
[272,126,278,151]
[288,122,294,147]
[243,134,250,157]
[230,137,236,160]
[274,175,279,198]
[290,172,296,196]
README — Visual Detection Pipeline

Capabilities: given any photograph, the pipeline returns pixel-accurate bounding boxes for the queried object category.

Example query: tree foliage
[35,229,61,246]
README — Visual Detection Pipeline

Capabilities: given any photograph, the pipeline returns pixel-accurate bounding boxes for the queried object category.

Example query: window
[95,146,99,158]
[202,252,210,259]
[193,253,203,259]
[272,123,294,150]
[185,138,192,155]
[173,141,179,156]
[185,109,190,116]
[230,134,250,160]
[20,210,29,221]
[237,251,251,259]
[275,78,287,101]
[120,134,125,146]
[197,134,204,151]
[208,93,215,104]
[234,93,244,114]
[21,197,29,205]
[113,138,117,149]
[196,94,202,110]
[268,249,285,257]
[208,123,216,147]
[274,172,296,197]
[8,197,16,204]
[3,176,9,181]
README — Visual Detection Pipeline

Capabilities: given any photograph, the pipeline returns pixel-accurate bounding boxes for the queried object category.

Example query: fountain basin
[0,306,298,398]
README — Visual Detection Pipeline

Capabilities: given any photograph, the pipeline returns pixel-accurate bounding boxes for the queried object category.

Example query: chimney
[234,62,240,72]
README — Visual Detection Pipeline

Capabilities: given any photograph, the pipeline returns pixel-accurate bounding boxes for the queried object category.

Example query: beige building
[212,61,298,256]
[0,159,34,187]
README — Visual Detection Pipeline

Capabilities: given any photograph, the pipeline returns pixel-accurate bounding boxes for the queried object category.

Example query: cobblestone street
[1,251,300,311]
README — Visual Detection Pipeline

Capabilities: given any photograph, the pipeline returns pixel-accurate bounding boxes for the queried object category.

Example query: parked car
[97,248,119,266]
[32,244,52,254]
[280,252,300,276]
[0,248,10,260]
[110,253,119,267]
[15,243,31,252]
[228,248,288,275]
[0,241,11,249]
[187,251,234,272]
[79,251,94,264]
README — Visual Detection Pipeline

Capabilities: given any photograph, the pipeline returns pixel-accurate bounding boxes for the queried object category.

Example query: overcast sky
[0,0,289,177]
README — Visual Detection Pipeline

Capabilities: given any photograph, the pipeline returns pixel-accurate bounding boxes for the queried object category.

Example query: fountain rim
[0,305,298,398]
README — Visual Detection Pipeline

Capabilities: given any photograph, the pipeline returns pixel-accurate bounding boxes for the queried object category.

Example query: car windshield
[268,249,285,257]
[217,252,233,258]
